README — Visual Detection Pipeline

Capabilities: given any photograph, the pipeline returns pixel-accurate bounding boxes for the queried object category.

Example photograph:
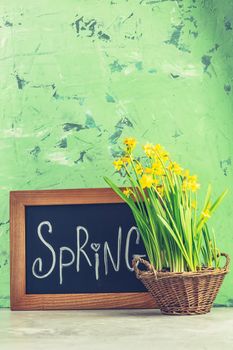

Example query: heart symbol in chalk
[91,243,101,252]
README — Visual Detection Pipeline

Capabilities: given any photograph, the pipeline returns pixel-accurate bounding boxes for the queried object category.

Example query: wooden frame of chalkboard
[10,188,156,310]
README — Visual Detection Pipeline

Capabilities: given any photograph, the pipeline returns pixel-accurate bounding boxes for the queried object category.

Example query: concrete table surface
[0,308,233,350]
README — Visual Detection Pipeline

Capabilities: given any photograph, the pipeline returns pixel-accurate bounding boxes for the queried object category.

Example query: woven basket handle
[221,252,230,271]
[132,256,156,279]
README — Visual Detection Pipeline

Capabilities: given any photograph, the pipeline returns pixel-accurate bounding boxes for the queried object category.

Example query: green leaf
[157,214,193,270]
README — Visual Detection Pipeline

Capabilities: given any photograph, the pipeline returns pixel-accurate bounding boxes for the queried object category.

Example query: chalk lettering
[32,221,56,279]
[32,222,146,284]
[76,226,92,272]
[125,226,145,271]
[59,247,75,285]
[104,226,122,275]
[91,243,101,280]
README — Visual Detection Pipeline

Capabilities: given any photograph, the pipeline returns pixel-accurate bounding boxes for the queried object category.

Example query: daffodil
[156,185,164,197]
[123,188,131,197]
[182,179,188,192]
[153,144,169,162]
[140,174,154,189]
[123,138,136,152]
[152,161,165,176]
[159,150,169,162]
[191,200,197,209]
[145,167,153,174]
[154,167,165,176]
[135,163,143,175]
[143,143,154,158]
[189,181,200,192]
[183,169,190,178]
[121,156,131,165]
[201,208,211,219]
[153,144,163,153]
[113,159,123,171]
[188,175,198,183]
[182,178,200,192]
[168,162,183,175]
[182,172,200,192]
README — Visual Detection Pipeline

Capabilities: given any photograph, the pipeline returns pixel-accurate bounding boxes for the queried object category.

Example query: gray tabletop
[1,308,233,350]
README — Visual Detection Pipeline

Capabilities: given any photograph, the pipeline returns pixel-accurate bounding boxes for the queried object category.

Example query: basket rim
[137,267,229,280]
[132,253,230,280]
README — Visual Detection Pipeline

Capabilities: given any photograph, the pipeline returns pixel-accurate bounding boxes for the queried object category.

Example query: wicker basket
[133,253,230,315]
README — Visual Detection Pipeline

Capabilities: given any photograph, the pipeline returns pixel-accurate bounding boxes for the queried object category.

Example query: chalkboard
[10,188,156,310]
[26,203,146,294]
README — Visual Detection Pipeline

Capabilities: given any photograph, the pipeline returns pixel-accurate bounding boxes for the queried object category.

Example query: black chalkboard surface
[10,188,156,310]
[25,203,147,294]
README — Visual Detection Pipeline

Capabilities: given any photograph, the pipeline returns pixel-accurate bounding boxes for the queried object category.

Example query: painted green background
[0,0,232,307]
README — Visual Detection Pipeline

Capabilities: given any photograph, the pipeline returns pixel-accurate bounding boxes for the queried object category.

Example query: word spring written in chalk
[32,221,145,285]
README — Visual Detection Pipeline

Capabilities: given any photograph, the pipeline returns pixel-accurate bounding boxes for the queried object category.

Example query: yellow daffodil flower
[143,143,154,158]
[201,208,211,219]
[145,167,153,174]
[153,144,169,161]
[113,159,123,171]
[121,156,131,165]
[123,138,136,152]
[152,161,165,176]
[135,163,143,175]
[182,180,188,191]
[189,181,200,192]
[182,178,200,192]
[188,175,198,183]
[156,168,165,176]
[191,200,197,209]
[159,150,169,162]
[168,161,183,175]
[156,185,164,197]
[123,188,131,197]
[182,171,200,192]
[183,169,190,178]
[140,174,154,189]
[153,144,163,153]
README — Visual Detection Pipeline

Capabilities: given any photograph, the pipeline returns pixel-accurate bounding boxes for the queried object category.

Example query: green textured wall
[0,0,233,307]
